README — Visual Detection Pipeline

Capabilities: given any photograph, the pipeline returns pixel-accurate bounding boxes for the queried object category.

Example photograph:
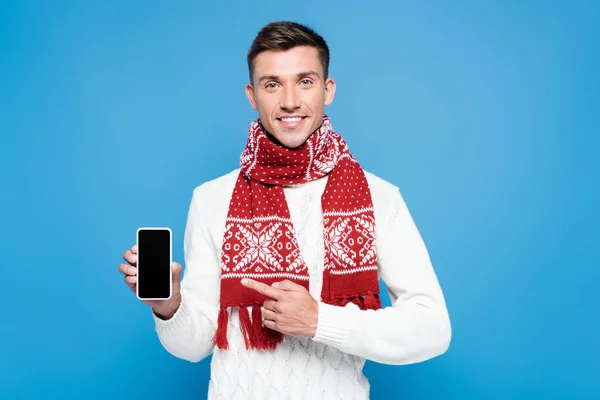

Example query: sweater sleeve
[151,187,220,362]
[311,187,452,365]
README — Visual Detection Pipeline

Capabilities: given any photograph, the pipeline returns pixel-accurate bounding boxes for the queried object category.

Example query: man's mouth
[276,116,307,129]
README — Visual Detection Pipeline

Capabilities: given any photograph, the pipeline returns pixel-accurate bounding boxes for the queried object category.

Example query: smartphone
[136,227,172,300]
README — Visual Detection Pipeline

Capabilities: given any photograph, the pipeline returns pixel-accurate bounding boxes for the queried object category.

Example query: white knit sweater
[152,168,451,399]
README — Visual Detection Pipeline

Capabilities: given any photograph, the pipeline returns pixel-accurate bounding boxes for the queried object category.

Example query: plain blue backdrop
[1,0,598,398]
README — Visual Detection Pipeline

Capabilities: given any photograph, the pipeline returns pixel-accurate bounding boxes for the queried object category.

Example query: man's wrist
[152,294,182,321]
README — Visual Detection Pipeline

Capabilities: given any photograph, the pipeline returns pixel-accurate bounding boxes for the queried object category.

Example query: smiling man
[119,21,451,399]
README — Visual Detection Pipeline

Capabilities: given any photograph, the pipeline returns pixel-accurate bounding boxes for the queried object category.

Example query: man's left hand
[241,278,318,337]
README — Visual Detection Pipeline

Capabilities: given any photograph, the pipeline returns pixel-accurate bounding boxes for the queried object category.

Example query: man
[119,21,451,399]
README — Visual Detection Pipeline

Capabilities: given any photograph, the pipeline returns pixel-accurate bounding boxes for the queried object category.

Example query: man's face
[245,46,336,149]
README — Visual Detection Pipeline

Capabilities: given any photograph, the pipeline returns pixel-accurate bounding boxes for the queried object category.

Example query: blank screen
[137,229,171,299]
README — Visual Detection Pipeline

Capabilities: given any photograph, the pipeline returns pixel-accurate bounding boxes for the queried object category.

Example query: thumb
[171,262,183,283]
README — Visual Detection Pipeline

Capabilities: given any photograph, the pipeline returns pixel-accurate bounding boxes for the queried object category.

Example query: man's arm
[152,187,221,362]
[311,187,452,365]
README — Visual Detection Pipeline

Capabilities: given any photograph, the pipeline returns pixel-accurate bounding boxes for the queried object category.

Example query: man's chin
[279,132,312,149]
[265,130,309,149]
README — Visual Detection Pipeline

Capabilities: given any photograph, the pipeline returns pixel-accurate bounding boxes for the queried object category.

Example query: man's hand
[241,278,318,337]
[118,244,183,320]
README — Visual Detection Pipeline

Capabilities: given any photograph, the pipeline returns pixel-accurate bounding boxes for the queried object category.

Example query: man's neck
[264,131,285,147]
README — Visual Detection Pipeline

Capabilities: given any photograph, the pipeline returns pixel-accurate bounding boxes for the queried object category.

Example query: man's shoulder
[192,168,240,202]
[363,169,400,198]
[362,170,406,230]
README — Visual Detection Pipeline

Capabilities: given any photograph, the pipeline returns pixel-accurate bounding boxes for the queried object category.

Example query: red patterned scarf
[213,115,382,351]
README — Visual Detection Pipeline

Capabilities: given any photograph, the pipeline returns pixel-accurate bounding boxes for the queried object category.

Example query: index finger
[241,278,281,300]
[122,249,137,264]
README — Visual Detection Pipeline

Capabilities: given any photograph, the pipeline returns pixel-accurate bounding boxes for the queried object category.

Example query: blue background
[1,0,598,398]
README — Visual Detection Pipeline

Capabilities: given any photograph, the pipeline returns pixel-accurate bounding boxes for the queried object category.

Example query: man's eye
[301,79,312,85]
[266,83,278,89]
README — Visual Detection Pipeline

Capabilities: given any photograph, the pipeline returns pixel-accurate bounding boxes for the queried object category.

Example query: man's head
[245,21,336,149]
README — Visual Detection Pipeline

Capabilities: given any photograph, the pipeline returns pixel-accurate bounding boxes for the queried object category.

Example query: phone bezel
[135,227,172,301]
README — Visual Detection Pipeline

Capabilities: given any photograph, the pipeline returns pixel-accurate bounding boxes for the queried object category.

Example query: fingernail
[272,282,279,288]
[241,278,247,285]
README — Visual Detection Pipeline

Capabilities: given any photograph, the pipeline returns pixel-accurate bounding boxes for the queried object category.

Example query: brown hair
[247,21,330,83]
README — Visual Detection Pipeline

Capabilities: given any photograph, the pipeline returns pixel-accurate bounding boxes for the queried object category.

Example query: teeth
[281,117,302,122]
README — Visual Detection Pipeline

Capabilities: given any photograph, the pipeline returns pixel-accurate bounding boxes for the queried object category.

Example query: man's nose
[279,87,300,111]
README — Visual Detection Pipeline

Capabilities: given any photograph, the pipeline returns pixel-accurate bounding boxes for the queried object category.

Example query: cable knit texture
[152,168,452,400]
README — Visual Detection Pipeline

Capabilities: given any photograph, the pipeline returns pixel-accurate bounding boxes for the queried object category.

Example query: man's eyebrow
[297,70,320,80]
[257,71,320,83]
[258,75,279,83]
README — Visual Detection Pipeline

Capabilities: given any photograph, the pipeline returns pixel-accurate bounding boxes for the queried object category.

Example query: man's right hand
[119,244,183,320]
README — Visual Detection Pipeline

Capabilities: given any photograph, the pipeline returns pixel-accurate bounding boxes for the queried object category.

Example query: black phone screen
[137,228,171,299]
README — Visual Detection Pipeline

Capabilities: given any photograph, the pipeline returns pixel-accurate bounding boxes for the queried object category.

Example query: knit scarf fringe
[212,292,382,350]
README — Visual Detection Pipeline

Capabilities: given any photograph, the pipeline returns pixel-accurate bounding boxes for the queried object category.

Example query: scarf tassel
[216,305,284,351]
[364,292,382,310]
[331,292,382,310]
[213,306,230,350]
[249,304,284,350]
[238,305,257,349]
[251,304,266,349]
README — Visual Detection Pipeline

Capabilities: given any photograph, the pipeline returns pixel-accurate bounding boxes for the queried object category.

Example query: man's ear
[324,77,336,106]
[246,82,257,110]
